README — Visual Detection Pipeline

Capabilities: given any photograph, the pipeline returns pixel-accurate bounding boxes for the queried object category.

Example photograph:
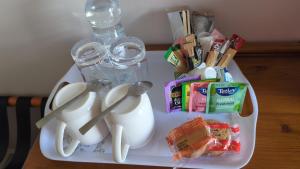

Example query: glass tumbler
[109,36,148,85]
[71,39,114,83]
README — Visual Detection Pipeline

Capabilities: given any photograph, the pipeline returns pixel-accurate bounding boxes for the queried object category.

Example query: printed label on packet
[166,117,213,160]
[206,82,248,114]
[164,45,188,73]
[189,82,209,112]
[171,85,182,110]
[164,46,180,66]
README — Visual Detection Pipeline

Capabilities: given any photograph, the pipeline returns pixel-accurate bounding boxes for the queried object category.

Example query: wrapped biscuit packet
[166,117,241,161]
[205,120,240,156]
[166,117,214,160]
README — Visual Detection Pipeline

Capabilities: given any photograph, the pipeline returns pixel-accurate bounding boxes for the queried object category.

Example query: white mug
[53,82,109,157]
[102,84,155,163]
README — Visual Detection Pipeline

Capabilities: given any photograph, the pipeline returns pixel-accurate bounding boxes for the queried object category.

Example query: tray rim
[39,51,258,169]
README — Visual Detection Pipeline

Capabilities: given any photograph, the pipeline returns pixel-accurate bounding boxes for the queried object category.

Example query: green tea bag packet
[164,45,188,73]
[206,82,248,113]
[181,82,191,111]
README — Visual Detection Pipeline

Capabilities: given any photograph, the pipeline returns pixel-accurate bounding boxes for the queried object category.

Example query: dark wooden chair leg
[6,97,32,169]
[0,97,9,163]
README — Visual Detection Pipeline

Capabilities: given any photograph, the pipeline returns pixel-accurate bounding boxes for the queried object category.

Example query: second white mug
[102,84,155,163]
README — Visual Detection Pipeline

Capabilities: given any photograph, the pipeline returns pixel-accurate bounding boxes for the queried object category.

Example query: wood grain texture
[23,44,300,169]
[146,42,300,54]
[233,55,300,169]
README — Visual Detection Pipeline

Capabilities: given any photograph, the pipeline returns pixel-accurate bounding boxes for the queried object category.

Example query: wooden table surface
[23,45,300,169]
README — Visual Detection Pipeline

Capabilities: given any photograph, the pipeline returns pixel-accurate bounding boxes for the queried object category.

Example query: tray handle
[231,60,258,120]
[246,83,258,119]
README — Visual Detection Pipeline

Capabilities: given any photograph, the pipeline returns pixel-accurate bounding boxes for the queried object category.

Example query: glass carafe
[85,0,126,45]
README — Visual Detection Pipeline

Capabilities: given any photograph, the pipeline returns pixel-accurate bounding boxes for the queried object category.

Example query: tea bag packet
[164,76,200,112]
[205,120,241,156]
[206,82,248,113]
[164,45,188,73]
[164,45,180,66]
[188,79,219,113]
[181,82,191,111]
[166,117,214,160]
[188,82,209,112]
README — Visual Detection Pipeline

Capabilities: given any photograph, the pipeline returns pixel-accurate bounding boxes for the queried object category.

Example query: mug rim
[103,83,142,117]
[53,82,95,114]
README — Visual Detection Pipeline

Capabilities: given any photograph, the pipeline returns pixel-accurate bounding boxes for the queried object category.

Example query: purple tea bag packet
[164,76,200,112]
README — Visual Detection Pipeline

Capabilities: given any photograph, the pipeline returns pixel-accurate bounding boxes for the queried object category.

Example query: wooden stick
[206,51,219,66]
[182,10,187,36]
[217,48,237,68]
[187,10,191,34]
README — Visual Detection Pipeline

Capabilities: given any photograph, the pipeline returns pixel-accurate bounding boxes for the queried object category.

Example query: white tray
[40,51,258,169]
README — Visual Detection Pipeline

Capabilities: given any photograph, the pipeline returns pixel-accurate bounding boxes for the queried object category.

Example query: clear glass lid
[71,39,112,68]
[109,36,146,68]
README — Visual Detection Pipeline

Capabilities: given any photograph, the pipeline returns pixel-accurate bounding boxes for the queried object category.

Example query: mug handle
[112,124,130,163]
[55,121,80,157]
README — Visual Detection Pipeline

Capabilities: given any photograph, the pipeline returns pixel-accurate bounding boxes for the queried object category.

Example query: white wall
[0,0,299,95]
